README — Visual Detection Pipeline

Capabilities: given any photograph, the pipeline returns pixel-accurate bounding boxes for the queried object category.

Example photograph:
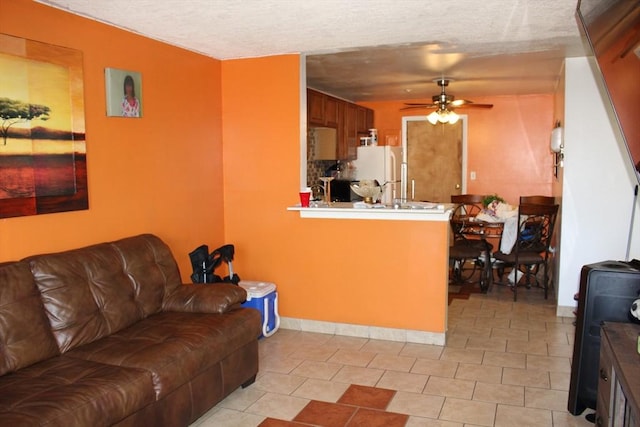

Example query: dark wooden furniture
[597,322,640,427]
[568,261,640,416]
[493,203,558,301]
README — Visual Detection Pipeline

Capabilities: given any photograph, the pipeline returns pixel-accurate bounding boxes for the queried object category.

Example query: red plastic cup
[299,191,311,207]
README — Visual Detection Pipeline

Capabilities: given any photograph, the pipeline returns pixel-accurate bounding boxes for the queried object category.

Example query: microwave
[330,180,362,202]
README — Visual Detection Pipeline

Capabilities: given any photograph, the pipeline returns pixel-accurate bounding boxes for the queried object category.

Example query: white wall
[557,56,640,313]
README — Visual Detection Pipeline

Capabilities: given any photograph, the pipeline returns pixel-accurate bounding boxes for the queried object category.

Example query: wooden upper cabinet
[324,96,340,128]
[356,106,373,134]
[307,88,374,160]
[308,89,325,126]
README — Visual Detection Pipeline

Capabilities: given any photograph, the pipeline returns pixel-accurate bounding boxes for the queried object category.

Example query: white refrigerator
[352,145,403,204]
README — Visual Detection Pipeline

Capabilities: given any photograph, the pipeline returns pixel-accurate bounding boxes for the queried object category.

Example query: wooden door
[407,120,463,203]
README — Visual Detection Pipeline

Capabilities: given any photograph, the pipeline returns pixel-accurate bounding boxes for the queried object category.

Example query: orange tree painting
[0,34,87,218]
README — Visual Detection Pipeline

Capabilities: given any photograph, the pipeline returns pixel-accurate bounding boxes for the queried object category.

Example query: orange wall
[0,0,225,279]
[221,57,449,333]
[361,95,556,204]
[2,1,449,334]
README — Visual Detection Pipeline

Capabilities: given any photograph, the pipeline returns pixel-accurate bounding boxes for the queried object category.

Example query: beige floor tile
[548,343,573,358]
[332,365,384,386]
[400,342,444,360]
[455,363,503,384]
[509,318,548,332]
[258,356,303,374]
[552,410,597,426]
[490,327,529,341]
[291,378,350,402]
[440,347,484,364]
[473,382,524,406]
[217,386,266,411]
[525,387,569,411]
[376,370,428,393]
[506,339,548,356]
[360,339,405,355]
[253,372,307,394]
[482,350,526,369]
[550,370,571,391]
[323,334,368,350]
[529,330,571,345]
[245,392,310,420]
[191,277,581,427]
[465,336,507,352]
[461,307,496,319]
[526,354,572,373]
[386,390,445,419]
[290,359,342,380]
[288,345,337,362]
[444,334,468,348]
[327,348,376,367]
[424,376,476,399]
[502,367,550,388]
[196,407,265,427]
[367,352,416,372]
[412,358,459,378]
[494,404,552,427]
[449,324,493,338]
[475,316,511,329]
[439,397,496,426]
[406,416,463,426]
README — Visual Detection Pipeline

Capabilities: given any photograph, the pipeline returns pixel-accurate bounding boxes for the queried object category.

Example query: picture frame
[105,67,143,118]
[0,33,88,218]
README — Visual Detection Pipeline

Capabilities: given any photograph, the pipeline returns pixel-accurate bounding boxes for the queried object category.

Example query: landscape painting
[0,33,87,218]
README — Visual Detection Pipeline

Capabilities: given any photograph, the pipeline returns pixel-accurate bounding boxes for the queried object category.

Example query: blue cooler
[239,281,280,338]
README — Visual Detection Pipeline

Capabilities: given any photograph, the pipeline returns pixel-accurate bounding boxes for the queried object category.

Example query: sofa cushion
[0,261,60,376]
[0,356,154,427]
[25,234,184,353]
[66,307,261,400]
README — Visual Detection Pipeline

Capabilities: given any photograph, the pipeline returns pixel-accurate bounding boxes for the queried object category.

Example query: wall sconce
[550,122,564,176]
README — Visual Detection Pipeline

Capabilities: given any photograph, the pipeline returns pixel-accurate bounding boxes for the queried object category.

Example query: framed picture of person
[105,68,143,118]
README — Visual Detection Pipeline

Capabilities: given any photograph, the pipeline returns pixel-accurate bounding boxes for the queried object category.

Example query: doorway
[401,116,467,203]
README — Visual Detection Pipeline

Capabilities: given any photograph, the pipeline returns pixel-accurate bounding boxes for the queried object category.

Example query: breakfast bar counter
[288,202,454,221]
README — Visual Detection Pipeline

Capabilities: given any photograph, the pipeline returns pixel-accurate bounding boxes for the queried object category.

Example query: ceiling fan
[401,79,493,124]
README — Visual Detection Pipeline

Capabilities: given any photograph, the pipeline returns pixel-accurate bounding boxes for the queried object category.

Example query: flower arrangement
[482,194,505,208]
[478,194,516,220]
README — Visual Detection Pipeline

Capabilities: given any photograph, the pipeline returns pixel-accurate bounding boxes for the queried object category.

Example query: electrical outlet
[470,171,477,180]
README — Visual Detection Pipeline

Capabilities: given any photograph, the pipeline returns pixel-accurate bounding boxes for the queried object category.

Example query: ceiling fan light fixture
[427,111,440,125]
[427,109,459,125]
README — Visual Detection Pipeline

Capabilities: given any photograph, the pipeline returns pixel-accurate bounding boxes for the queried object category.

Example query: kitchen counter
[288,201,454,221]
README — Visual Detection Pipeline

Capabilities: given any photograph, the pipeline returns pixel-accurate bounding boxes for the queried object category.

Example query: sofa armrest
[162,283,247,313]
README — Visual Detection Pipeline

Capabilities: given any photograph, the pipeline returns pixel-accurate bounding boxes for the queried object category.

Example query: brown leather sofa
[0,234,261,426]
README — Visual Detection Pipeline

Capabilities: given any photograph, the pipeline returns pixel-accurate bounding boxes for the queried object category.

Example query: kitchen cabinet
[596,322,640,427]
[308,89,325,126]
[307,88,374,160]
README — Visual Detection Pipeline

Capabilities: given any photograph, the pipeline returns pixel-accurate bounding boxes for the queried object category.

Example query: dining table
[451,202,519,291]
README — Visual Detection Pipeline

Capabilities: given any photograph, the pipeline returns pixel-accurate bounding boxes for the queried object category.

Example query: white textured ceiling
[35,0,588,101]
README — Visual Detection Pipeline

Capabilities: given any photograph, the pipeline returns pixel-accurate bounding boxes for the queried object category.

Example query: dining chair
[493,203,559,301]
[520,195,555,205]
[448,194,490,289]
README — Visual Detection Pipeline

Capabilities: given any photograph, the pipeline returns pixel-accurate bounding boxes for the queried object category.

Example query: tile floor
[190,284,595,427]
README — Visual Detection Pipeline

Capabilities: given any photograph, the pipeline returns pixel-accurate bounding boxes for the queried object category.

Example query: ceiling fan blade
[403,102,438,107]
[400,105,437,110]
[453,103,494,109]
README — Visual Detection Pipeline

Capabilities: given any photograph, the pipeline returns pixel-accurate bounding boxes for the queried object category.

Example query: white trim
[556,305,576,318]
[287,203,453,221]
[279,316,446,346]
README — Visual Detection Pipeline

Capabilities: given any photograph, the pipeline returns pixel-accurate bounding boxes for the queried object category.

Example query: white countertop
[288,201,454,221]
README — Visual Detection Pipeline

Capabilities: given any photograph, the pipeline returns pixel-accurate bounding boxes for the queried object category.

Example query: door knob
[455,184,461,189]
